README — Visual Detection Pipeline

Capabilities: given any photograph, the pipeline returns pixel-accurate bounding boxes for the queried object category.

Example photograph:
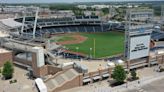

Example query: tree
[112,65,126,84]
[2,61,14,80]
[131,70,137,80]
[91,12,96,16]
[101,8,109,15]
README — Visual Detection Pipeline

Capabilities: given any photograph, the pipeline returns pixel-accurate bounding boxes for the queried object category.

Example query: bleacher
[22,25,109,36]
[151,31,164,40]
[86,26,94,32]
[14,16,110,36]
[54,27,64,33]
[41,25,107,34]
[95,26,102,32]
[68,26,78,32]
[78,26,86,32]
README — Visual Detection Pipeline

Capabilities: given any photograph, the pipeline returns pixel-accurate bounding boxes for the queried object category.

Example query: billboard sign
[129,35,150,60]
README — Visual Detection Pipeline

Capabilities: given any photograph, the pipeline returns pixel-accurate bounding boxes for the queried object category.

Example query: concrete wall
[47,65,62,75]
[38,65,62,77]
[51,68,112,92]
[13,57,32,66]
[157,55,164,64]
[53,75,82,92]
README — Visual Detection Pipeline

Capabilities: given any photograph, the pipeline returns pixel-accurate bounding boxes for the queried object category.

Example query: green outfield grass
[61,31,124,58]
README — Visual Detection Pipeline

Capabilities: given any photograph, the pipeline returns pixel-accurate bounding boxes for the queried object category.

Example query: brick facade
[0,52,12,67]
[54,75,81,92]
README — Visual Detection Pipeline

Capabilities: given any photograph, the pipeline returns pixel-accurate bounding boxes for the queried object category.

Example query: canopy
[1,18,22,28]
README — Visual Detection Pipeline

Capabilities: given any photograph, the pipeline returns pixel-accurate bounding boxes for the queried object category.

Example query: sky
[0,0,162,3]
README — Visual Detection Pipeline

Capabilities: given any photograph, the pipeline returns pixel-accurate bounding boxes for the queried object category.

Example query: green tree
[131,70,137,80]
[2,61,14,80]
[91,12,96,16]
[112,65,126,84]
[101,8,109,15]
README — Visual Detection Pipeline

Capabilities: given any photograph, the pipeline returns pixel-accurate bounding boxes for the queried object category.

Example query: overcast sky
[0,0,162,3]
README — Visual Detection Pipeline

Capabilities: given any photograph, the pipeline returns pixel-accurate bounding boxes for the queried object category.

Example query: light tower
[33,7,39,39]
[161,5,164,31]
[21,11,26,34]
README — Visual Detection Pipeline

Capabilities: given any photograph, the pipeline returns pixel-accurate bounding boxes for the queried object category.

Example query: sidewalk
[110,72,164,92]
[61,67,164,92]
[0,66,37,92]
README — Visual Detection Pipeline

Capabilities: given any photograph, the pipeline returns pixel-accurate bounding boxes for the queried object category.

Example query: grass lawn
[61,31,124,58]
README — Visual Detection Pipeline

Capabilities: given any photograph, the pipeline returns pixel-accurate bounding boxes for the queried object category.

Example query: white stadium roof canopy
[0,18,22,28]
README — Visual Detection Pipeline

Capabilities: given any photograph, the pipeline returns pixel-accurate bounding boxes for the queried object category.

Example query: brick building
[0,48,12,67]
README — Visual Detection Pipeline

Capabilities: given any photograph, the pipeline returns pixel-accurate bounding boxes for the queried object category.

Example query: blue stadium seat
[151,31,164,40]
[69,26,78,32]
[47,28,55,33]
[78,26,86,32]
[55,27,63,33]
[86,26,94,32]
[94,26,102,32]
[91,16,99,19]
[103,25,110,31]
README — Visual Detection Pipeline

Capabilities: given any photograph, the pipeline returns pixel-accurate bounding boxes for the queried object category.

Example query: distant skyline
[0,0,163,4]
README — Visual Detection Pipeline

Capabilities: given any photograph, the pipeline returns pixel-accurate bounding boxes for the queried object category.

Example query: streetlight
[63,46,66,59]
[125,72,129,88]
[137,70,141,85]
[76,47,79,59]
[65,47,69,59]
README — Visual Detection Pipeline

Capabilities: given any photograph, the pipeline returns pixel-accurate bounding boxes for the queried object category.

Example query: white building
[84,10,101,16]
[77,5,87,9]
[91,5,110,9]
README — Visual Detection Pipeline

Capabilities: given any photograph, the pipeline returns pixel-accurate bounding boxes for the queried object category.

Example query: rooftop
[0,18,22,28]
[0,48,11,54]
[55,58,109,72]
[0,31,9,37]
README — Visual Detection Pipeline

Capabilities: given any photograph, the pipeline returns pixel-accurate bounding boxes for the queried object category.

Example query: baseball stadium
[14,15,125,59]
[0,8,164,92]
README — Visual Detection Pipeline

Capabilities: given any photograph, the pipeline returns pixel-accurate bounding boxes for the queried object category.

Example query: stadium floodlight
[21,11,26,35]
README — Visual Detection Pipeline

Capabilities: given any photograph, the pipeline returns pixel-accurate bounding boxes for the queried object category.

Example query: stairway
[45,69,79,91]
